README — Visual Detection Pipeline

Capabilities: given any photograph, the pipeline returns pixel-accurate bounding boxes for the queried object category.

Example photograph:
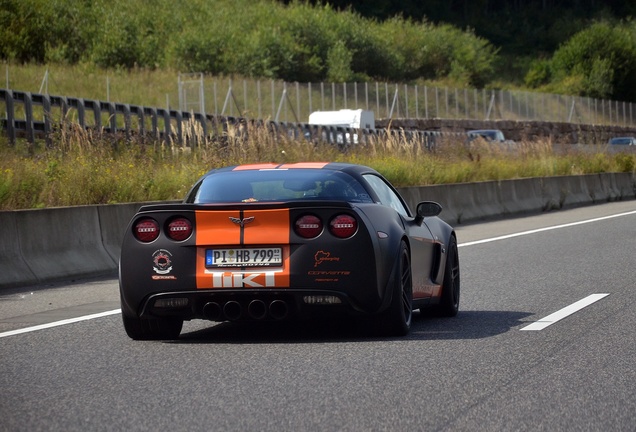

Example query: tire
[435,235,460,317]
[379,241,413,336]
[122,314,183,341]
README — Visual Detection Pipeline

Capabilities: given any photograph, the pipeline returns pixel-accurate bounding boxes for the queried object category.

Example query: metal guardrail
[0,89,456,148]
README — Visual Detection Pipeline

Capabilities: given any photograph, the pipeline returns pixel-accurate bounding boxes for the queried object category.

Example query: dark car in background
[467,129,516,144]
[467,129,506,142]
[119,162,460,340]
[608,137,636,145]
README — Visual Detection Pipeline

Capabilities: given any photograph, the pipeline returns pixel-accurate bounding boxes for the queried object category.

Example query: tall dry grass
[2,121,634,210]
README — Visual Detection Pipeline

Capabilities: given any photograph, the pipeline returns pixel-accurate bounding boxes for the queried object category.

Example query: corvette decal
[195,208,291,289]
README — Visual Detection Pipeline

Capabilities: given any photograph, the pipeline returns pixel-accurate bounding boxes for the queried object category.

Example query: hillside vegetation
[3,0,636,101]
[0,0,495,87]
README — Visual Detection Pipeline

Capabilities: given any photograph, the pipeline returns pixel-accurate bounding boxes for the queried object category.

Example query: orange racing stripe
[280,162,328,169]
[195,208,291,289]
[232,162,329,171]
[232,163,279,171]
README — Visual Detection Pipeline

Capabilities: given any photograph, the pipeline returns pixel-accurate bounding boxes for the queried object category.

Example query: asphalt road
[1,201,635,431]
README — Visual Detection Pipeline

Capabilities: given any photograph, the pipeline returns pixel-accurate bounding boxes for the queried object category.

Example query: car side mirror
[415,201,442,224]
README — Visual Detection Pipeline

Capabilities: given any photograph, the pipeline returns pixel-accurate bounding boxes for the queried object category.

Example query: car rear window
[190,169,374,203]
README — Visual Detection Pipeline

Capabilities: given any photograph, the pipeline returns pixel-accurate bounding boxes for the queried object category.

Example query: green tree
[549,21,636,100]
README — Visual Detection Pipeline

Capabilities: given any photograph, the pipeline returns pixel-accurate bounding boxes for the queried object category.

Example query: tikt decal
[210,271,277,288]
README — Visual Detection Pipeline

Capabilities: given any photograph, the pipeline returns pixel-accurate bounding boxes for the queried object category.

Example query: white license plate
[205,248,283,268]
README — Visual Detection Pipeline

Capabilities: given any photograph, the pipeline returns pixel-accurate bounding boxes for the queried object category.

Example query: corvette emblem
[229,216,255,227]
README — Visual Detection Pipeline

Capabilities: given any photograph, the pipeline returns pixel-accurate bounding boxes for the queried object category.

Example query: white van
[308,109,375,144]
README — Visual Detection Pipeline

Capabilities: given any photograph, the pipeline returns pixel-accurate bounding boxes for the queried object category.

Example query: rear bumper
[135,289,379,322]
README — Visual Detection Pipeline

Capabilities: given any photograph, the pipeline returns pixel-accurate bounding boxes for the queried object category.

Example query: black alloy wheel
[436,235,460,317]
[379,241,413,336]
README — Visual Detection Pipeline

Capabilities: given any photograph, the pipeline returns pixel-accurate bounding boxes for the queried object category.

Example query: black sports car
[119,162,460,339]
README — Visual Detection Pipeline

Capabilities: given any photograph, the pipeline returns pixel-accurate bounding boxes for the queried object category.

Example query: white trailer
[307,109,375,144]
[308,109,375,130]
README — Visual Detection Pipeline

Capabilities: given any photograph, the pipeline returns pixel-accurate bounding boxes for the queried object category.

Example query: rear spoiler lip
[137,200,355,213]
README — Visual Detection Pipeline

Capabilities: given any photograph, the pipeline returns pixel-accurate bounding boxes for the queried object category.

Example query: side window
[363,174,410,217]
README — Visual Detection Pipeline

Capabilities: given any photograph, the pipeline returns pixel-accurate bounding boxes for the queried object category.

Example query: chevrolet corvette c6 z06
[119,162,460,339]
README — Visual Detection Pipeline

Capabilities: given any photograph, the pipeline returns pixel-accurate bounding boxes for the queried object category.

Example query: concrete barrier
[0,174,634,289]
[97,203,145,264]
[14,206,117,285]
[398,172,636,225]
[0,211,38,287]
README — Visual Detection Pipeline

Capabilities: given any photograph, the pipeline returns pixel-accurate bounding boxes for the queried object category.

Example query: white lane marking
[458,210,636,247]
[0,309,121,339]
[520,294,609,331]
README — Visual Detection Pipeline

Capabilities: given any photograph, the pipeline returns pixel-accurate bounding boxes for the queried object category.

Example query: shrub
[549,21,636,100]
[326,41,353,82]
[524,58,552,88]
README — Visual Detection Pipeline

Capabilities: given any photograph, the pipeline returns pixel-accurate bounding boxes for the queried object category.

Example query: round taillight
[329,214,357,238]
[167,217,193,241]
[134,218,159,242]
[295,214,323,239]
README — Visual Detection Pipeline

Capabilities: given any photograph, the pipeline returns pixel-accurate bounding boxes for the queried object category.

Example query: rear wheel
[122,314,183,340]
[379,241,413,336]
[434,235,460,317]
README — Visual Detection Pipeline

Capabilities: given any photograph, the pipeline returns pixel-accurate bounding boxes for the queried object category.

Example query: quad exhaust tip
[203,302,222,321]
[269,300,289,320]
[203,299,289,321]
[223,301,243,321]
[248,300,267,320]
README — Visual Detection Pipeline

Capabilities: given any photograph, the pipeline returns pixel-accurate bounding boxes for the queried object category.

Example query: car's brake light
[329,214,357,238]
[134,218,160,242]
[167,217,193,241]
[295,214,323,238]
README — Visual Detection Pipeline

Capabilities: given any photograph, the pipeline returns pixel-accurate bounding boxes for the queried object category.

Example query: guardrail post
[22,92,34,143]
[172,110,183,146]
[99,101,116,133]
[144,107,158,141]
[193,113,207,147]
[159,108,171,145]
[2,89,16,145]
[79,99,87,128]
[116,103,131,142]
[42,94,52,148]
[130,105,144,143]
[81,99,99,134]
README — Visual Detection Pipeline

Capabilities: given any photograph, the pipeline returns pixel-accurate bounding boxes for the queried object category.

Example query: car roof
[468,129,500,133]
[608,137,636,145]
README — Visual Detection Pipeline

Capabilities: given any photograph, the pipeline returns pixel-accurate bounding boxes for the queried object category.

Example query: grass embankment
[1,123,634,211]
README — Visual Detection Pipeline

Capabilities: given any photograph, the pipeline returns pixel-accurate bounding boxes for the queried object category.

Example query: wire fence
[178,76,636,127]
[6,65,636,127]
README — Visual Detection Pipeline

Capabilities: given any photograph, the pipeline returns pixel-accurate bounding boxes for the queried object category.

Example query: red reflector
[134,218,159,242]
[295,214,323,238]
[167,217,192,241]
[329,214,357,238]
